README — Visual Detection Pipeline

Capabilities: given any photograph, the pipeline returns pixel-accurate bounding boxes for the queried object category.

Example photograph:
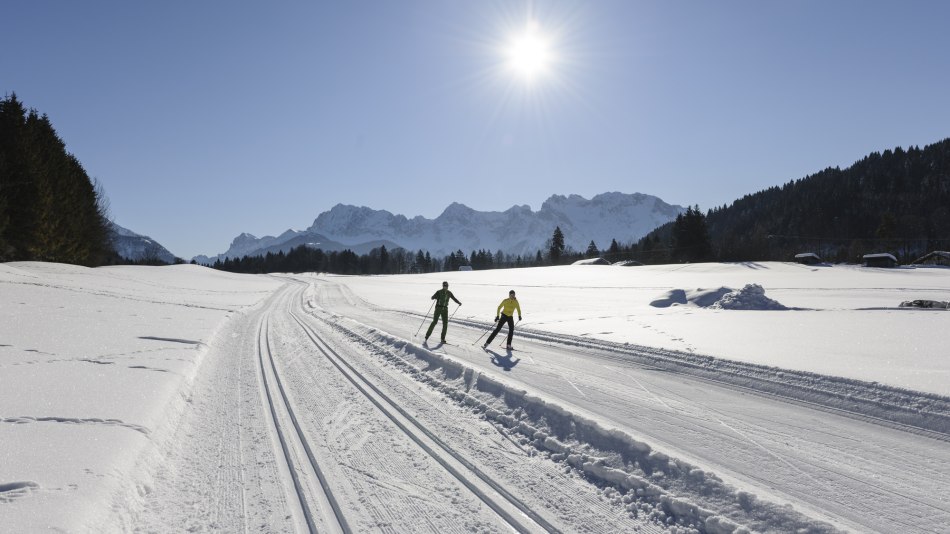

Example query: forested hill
[0,93,113,265]
[640,138,950,263]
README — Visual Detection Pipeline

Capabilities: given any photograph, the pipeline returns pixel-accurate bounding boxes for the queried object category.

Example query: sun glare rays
[505,21,553,83]
[432,3,593,150]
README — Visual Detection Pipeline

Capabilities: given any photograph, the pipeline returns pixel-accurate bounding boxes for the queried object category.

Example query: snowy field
[2,261,949,533]
[339,262,950,396]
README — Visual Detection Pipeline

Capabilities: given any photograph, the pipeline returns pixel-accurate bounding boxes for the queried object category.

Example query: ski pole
[472,318,499,345]
[414,301,435,337]
[448,302,461,319]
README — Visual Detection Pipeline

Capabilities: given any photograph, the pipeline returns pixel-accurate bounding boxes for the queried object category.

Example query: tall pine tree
[671,205,712,263]
[549,226,565,264]
[0,93,112,264]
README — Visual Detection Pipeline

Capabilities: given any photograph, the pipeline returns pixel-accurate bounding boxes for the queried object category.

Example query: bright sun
[505,22,552,82]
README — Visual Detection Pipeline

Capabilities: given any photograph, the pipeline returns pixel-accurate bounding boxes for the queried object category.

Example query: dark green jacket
[431,288,461,308]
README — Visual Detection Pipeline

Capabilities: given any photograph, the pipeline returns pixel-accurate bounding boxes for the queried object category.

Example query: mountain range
[194,192,685,263]
[109,222,177,264]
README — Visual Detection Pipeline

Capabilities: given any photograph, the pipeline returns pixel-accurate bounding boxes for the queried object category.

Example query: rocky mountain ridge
[195,192,685,262]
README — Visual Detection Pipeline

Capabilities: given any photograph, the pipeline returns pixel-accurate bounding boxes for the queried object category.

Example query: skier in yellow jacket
[483,290,522,350]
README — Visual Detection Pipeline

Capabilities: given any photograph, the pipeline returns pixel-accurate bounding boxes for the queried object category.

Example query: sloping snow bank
[499,324,950,436]
[319,316,839,534]
[0,262,283,531]
[651,284,788,310]
[650,287,733,308]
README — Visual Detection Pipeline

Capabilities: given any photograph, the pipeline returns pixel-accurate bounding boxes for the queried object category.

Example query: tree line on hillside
[635,139,950,264]
[0,93,114,265]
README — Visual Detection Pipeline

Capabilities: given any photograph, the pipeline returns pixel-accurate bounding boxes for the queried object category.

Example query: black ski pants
[486,313,515,346]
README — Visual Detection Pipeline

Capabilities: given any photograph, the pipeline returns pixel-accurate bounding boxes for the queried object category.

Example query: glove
[518,316,522,321]
[494,316,499,322]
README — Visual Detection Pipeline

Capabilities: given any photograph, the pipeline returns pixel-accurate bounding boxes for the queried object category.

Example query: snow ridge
[318,314,848,534]
[108,221,177,263]
[505,324,950,436]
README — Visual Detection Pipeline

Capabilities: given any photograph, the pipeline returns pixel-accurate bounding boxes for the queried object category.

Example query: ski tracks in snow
[308,274,950,534]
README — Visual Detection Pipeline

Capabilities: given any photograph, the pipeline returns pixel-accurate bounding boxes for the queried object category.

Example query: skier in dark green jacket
[426,281,461,343]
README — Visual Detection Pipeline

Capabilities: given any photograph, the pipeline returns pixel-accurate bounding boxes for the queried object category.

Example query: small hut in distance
[794,252,822,265]
[863,253,898,268]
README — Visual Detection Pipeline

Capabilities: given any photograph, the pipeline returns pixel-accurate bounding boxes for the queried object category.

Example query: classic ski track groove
[388,308,950,442]
[286,288,559,534]
[257,308,351,534]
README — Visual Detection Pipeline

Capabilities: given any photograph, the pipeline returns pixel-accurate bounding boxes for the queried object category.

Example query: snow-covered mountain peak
[198,192,685,261]
[309,204,404,237]
[303,192,685,257]
[504,204,533,214]
[437,202,477,221]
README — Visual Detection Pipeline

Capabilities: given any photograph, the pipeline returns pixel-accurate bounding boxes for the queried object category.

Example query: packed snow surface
[2,260,949,533]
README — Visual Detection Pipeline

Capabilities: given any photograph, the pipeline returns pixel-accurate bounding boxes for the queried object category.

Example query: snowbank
[319,314,839,533]
[0,262,283,531]
[572,258,611,265]
[709,284,789,310]
[650,284,787,310]
[650,287,733,307]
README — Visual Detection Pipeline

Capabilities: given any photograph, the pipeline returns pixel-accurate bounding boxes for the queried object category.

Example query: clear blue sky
[4,1,949,259]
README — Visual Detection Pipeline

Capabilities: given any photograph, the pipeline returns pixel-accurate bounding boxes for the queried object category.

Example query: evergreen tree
[379,245,389,274]
[585,240,599,258]
[549,226,565,264]
[0,94,112,264]
[607,239,620,261]
[671,205,712,263]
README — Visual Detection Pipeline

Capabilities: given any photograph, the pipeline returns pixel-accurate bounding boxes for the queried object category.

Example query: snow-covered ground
[2,261,949,533]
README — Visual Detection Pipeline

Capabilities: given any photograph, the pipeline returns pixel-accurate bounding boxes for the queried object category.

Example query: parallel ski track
[257,312,351,534]
[509,327,950,444]
[287,296,559,534]
[381,306,950,443]
[299,275,950,441]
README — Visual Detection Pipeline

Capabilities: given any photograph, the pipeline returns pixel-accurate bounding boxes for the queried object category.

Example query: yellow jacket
[496,297,522,318]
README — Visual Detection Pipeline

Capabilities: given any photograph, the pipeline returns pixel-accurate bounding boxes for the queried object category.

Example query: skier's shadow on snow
[487,351,520,372]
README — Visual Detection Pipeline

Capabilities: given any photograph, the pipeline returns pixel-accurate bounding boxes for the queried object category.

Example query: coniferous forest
[636,138,950,264]
[0,94,113,265]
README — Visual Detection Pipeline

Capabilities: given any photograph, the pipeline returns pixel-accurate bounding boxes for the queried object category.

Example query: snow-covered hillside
[2,261,948,533]
[109,222,177,264]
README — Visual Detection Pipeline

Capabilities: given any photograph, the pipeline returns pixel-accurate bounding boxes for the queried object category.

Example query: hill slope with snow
[109,222,177,263]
